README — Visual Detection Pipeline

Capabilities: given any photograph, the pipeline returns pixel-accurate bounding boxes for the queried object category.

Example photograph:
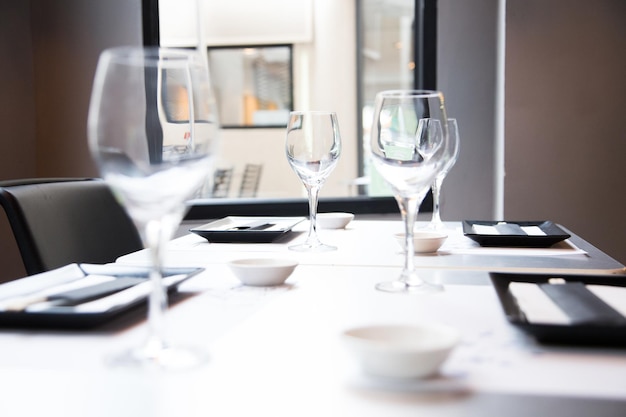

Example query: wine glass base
[106,344,209,372]
[288,242,337,252]
[375,280,444,294]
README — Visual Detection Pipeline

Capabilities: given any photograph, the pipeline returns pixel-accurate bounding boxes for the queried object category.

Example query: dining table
[0,219,625,416]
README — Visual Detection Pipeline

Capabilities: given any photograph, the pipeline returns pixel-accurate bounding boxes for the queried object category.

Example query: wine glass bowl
[87,47,219,369]
[369,90,449,293]
[285,111,342,252]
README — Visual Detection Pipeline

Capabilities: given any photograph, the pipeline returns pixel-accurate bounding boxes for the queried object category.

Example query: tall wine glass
[87,47,219,369]
[427,118,460,230]
[286,111,341,252]
[369,90,449,293]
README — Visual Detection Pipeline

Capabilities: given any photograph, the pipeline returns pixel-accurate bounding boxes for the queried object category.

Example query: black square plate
[0,263,203,329]
[190,216,305,243]
[462,220,570,248]
[490,271,626,346]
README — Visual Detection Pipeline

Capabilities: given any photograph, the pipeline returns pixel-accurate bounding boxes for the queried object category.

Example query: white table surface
[121,220,626,275]
[1,220,626,416]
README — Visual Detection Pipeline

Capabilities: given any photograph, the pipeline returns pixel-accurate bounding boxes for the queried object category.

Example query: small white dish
[228,258,298,286]
[394,231,448,253]
[317,212,355,229]
[341,323,459,379]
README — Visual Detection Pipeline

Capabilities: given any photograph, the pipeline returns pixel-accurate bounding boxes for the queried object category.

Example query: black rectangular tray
[190,216,305,243]
[463,220,570,248]
[0,263,203,329]
[490,271,626,346]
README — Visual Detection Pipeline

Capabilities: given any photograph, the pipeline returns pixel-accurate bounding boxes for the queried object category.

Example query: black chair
[212,168,234,198]
[0,178,143,275]
[238,164,263,198]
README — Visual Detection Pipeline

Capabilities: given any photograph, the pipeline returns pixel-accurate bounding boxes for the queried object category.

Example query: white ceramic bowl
[228,258,298,286]
[394,231,448,253]
[316,212,355,229]
[342,323,459,379]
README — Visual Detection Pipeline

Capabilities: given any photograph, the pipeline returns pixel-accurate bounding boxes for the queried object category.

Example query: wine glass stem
[398,195,420,284]
[305,184,322,246]
[431,176,443,225]
[144,219,168,354]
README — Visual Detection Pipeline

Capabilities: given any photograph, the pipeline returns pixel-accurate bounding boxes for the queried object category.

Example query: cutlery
[229,221,274,231]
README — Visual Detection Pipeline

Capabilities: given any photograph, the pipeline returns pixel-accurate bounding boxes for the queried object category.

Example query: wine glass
[369,90,449,293]
[286,111,341,252]
[427,118,460,230]
[87,47,219,369]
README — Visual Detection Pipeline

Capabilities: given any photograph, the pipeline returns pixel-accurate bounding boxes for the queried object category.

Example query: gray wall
[504,0,626,263]
[438,0,625,264]
[31,0,142,177]
[0,2,37,180]
[438,0,500,221]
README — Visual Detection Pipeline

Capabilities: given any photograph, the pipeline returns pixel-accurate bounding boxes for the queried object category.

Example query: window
[146,0,436,217]
[208,45,293,128]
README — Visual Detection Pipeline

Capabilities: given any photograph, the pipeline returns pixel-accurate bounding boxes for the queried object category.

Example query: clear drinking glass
[87,47,219,369]
[369,90,449,293]
[427,118,460,230]
[286,111,342,252]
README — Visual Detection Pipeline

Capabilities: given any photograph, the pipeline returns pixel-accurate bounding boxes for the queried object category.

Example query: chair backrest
[238,164,263,198]
[212,168,234,198]
[0,178,143,275]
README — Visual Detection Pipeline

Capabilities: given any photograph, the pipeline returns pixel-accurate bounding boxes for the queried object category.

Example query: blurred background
[1,0,624,283]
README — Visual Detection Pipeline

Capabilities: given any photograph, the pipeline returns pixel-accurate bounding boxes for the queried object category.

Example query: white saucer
[394,231,448,253]
[317,212,354,229]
